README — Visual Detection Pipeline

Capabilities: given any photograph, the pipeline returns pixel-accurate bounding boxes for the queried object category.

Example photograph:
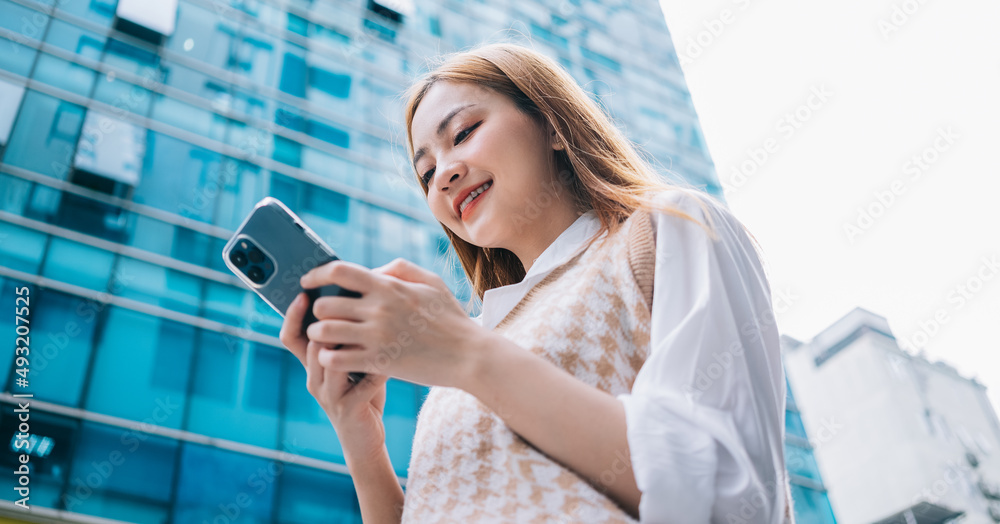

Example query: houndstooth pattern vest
[401,208,657,523]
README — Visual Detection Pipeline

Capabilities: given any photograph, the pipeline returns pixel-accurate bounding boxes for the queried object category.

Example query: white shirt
[470,188,789,523]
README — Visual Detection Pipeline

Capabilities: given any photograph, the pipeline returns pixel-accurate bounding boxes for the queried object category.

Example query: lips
[454,179,492,219]
[460,183,491,220]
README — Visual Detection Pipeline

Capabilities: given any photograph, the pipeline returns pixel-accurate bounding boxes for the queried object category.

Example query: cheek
[431,193,450,217]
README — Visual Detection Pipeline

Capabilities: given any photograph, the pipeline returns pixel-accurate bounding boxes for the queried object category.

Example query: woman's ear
[548,125,565,151]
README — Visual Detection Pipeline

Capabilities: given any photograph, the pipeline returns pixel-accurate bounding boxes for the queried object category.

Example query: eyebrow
[412,104,475,168]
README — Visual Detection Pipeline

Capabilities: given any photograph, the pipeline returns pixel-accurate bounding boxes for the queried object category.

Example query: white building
[782,307,1000,524]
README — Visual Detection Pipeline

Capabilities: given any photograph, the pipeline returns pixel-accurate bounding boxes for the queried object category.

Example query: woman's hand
[300,258,484,388]
[279,291,390,461]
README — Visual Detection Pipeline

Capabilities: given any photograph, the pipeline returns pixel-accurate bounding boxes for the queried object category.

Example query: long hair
[402,42,765,307]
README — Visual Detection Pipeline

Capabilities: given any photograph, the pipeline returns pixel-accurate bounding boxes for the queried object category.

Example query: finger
[305,341,325,395]
[376,258,435,284]
[279,293,310,366]
[313,295,365,322]
[322,350,354,388]
[378,258,450,294]
[318,346,373,374]
[300,260,373,295]
[306,318,365,347]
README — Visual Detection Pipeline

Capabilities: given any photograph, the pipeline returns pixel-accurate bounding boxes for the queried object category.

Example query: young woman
[279,43,793,523]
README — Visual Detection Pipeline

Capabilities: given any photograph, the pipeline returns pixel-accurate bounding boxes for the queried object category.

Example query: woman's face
[410,80,570,253]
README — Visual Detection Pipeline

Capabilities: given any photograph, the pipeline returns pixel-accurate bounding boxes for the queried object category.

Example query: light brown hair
[403,42,763,307]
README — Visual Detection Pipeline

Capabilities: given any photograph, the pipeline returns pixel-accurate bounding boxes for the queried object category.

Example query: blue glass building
[783,338,839,523]
[2,0,740,522]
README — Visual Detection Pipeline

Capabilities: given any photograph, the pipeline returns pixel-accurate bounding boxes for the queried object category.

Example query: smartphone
[222,197,366,384]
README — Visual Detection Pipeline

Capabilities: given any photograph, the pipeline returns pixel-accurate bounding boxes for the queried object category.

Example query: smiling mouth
[460,181,492,220]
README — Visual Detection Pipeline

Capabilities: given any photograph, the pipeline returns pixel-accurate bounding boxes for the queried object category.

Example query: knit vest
[401,208,656,523]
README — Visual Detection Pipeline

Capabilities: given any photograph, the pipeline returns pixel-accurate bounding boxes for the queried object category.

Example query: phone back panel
[222,197,338,316]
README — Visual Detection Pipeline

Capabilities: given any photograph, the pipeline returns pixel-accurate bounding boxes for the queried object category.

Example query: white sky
[657,0,1000,410]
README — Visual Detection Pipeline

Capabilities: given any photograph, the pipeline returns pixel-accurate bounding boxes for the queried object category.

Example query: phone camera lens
[230,250,248,268]
[247,266,265,283]
[248,246,265,264]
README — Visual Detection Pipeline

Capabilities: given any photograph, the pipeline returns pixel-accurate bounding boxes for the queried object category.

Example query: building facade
[783,356,840,524]
[1,0,732,522]
[784,307,1000,524]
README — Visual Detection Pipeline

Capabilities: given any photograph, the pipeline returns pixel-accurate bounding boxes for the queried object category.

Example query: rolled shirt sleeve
[616,189,790,523]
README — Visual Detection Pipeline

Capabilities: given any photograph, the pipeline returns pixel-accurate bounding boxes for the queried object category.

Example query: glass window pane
[67,422,178,522]
[0,0,48,40]
[277,48,306,98]
[171,225,212,266]
[187,334,281,448]
[41,237,116,291]
[33,53,97,97]
[232,87,271,121]
[92,75,154,118]
[134,131,222,223]
[785,443,822,482]
[165,2,236,71]
[281,352,344,463]
[790,483,837,524]
[234,26,276,86]
[301,146,358,188]
[112,257,202,315]
[213,160,263,230]
[85,307,193,429]
[271,134,301,167]
[0,405,76,509]
[74,110,147,186]
[150,95,226,141]
[277,464,361,523]
[412,223,445,272]
[174,443,276,523]
[384,378,419,476]
[2,90,86,180]
[0,174,31,213]
[28,289,98,406]
[371,207,410,267]
[786,410,808,440]
[0,38,38,77]
[57,0,116,28]
[163,61,227,103]
[0,222,46,273]
[0,78,26,146]
[129,213,175,256]
[44,19,105,60]
[50,189,128,242]
[202,281,250,326]
[103,38,161,78]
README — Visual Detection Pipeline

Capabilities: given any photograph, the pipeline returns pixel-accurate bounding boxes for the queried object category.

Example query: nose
[433,157,467,192]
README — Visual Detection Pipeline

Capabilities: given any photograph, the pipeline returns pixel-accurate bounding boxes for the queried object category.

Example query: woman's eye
[454,121,482,146]
[423,121,481,187]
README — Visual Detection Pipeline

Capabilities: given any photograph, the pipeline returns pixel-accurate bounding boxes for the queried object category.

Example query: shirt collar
[476,209,601,330]
[522,209,601,281]
[480,209,602,312]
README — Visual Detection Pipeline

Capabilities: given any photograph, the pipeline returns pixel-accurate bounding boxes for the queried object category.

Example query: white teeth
[459,181,492,215]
